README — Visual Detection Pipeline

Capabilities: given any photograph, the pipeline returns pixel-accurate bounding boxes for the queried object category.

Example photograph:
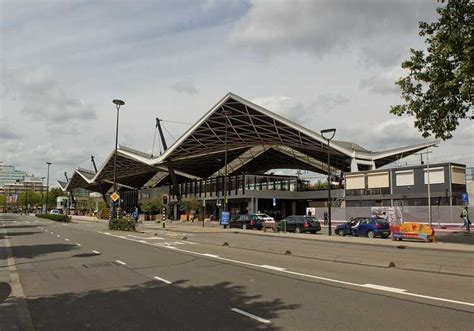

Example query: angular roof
[65,92,438,190]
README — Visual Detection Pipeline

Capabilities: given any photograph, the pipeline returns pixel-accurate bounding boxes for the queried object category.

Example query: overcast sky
[1,0,473,184]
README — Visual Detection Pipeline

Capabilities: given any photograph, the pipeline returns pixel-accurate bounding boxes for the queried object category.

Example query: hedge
[109,218,136,231]
[36,214,71,222]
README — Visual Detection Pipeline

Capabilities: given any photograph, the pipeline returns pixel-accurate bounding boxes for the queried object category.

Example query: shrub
[100,208,110,220]
[36,214,71,222]
[109,218,136,231]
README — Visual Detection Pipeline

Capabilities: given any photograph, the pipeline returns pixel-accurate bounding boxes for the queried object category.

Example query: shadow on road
[26,280,298,330]
[0,244,79,260]
[1,225,40,229]
[0,232,42,240]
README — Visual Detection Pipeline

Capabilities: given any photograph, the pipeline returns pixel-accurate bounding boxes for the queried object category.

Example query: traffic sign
[110,192,120,202]
[462,193,469,204]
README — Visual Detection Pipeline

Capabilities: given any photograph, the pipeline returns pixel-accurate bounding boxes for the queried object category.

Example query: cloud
[317,94,350,109]
[252,96,313,123]
[360,67,403,95]
[229,0,438,66]
[0,126,21,140]
[171,80,199,95]
[3,67,97,123]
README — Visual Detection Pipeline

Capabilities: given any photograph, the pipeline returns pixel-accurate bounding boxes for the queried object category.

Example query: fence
[310,206,472,225]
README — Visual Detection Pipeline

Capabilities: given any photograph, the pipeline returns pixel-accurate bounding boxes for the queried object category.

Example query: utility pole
[416,147,437,227]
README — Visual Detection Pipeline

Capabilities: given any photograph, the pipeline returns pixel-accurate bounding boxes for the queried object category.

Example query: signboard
[272,198,276,206]
[220,211,230,225]
[462,193,469,204]
[306,207,316,216]
[371,206,402,225]
[110,192,120,202]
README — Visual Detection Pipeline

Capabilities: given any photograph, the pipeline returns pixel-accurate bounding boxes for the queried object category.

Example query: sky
[1,0,473,184]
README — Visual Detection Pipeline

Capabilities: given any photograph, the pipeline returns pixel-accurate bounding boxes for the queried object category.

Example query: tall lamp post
[112,99,125,219]
[45,162,52,213]
[222,109,232,212]
[321,128,336,236]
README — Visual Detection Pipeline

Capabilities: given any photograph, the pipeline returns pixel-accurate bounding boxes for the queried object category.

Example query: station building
[63,93,468,220]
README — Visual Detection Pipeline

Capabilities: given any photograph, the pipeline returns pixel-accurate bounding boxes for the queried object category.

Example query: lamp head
[113,99,125,106]
[320,128,336,141]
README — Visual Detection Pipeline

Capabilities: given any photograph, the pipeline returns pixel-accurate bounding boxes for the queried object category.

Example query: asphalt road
[1,214,473,330]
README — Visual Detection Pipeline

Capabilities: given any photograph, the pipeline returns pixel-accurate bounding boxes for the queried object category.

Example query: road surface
[1,214,473,330]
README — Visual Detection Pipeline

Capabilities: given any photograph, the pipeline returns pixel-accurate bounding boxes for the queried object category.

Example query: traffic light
[162,194,169,207]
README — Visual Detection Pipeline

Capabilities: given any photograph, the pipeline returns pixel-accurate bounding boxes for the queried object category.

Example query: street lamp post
[222,109,232,212]
[45,162,52,213]
[320,128,336,236]
[112,99,125,219]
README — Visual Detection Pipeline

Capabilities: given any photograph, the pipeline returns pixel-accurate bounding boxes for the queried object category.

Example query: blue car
[335,217,390,238]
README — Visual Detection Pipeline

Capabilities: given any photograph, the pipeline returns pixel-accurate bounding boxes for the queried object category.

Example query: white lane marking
[128,234,164,240]
[202,253,220,258]
[50,232,54,234]
[13,221,16,223]
[172,241,185,245]
[95,230,474,308]
[231,308,271,324]
[138,240,147,243]
[154,276,172,284]
[104,232,111,235]
[76,243,81,247]
[92,250,101,254]
[115,260,127,266]
[260,265,286,272]
[56,235,61,238]
[362,284,406,293]
[65,239,70,242]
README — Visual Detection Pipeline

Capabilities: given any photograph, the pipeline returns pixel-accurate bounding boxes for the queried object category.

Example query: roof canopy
[65,92,438,190]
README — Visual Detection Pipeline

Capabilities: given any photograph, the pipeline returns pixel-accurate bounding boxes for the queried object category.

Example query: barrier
[390,222,435,242]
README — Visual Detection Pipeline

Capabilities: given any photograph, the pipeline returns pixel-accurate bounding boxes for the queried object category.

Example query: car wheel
[338,230,345,236]
[242,223,247,230]
[367,231,375,239]
[295,227,301,233]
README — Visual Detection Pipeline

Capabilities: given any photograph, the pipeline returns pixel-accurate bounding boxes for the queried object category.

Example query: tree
[179,196,202,221]
[47,187,65,208]
[390,0,473,140]
[140,196,163,215]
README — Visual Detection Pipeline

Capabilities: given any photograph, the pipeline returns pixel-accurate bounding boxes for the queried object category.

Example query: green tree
[391,0,473,140]
[47,187,65,208]
[140,196,163,215]
[179,196,201,214]
[0,194,6,207]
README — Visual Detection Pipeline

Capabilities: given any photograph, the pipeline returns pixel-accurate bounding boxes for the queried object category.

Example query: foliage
[36,213,71,222]
[0,194,5,207]
[390,0,473,140]
[47,188,64,208]
[140,196,163,215]
[99,207,110,220]
[179,196,201,213]
[109,218,136,231]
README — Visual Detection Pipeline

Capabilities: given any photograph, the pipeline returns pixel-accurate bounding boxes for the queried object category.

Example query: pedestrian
[133,206,139,223]
[323,210,328,226]
[460,206,470,232]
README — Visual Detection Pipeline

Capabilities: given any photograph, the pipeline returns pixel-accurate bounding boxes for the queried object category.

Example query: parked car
[255,213,276,231]
[335,217,390,238]
[50,209,61,215]
[229,214,262,230]
[229,213,276,230]
[277,215,321,234]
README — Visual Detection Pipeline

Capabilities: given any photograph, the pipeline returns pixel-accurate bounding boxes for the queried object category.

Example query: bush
[109,218,136,231]
[36,214,71,222]
[100,207,110,220]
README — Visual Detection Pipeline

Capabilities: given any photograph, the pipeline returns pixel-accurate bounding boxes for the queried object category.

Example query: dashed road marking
[56,235,61,238]
[76,243,81,247]
[65,239,70,241]
[153,276,172,284]
[92,250,101,255]
[231,308,270,324]
[260,265,286,272]
[115,260,127,266]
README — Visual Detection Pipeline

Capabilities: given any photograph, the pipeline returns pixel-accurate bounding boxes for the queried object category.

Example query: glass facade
[0,162,29,186]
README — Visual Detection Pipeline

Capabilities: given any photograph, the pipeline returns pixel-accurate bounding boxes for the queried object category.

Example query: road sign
[110,192,120,202]
[462,193,469,204]
[162,194,169,207]
[220,211,230,225]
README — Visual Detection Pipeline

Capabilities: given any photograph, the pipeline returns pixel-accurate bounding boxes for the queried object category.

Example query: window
[395,170,414,186]
[424,167,444,184]
[346,175,365,189]
[451,166,466,184]
[367,172,389,188]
